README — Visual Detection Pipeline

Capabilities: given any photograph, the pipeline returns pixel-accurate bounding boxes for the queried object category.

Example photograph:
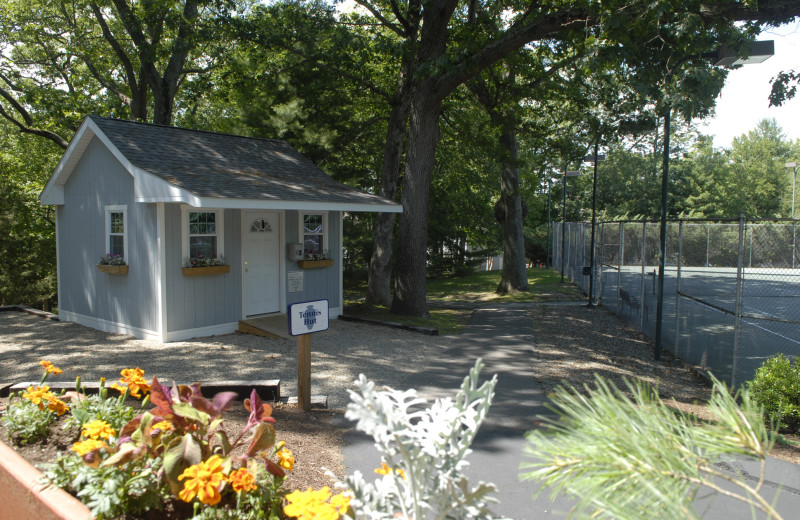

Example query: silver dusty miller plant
[341,359,506,520]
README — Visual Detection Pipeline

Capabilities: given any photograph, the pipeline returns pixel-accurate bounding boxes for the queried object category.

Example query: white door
[243,212,280,316]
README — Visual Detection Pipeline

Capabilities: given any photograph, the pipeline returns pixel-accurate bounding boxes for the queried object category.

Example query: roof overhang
[40,117,403,213]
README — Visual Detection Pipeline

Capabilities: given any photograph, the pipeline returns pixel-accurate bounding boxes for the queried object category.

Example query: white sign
[288,271,304,292]
[288,299,329,336]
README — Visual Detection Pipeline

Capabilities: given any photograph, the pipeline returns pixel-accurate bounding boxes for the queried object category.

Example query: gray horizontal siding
[58,137,158,333]
[285,211,341,309]
[164,205,242,333]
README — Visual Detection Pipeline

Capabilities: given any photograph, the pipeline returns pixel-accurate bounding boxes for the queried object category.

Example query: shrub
[747,354,800,432]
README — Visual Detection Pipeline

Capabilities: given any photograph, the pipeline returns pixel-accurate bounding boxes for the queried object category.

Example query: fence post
[674,221,683,354]
[618,223,623,314]
[732,211,746,387]
[706,224,710,267]
[598,222,605,304]
[640,221,647,331]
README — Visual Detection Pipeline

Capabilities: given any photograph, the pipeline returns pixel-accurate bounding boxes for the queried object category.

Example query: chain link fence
[554,217,800,387]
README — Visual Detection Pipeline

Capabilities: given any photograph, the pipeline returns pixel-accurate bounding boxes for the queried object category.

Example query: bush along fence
[554,215,800,387]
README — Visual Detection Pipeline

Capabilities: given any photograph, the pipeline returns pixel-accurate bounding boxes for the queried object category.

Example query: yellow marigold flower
[330,492,352,512]
[284,487,350,520]
[277,447,295,470]
[228,467,257,493]
[178,455,225,505]
[152,420,173,432]
[81,420,116,440]
[40,360,52,369]
[46,396,70,416]
[72,439,108,456]
[110,367,150,398]
[22,385,51,410]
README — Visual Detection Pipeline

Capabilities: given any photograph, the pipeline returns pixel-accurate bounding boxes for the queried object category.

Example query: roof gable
[41,116,401,213]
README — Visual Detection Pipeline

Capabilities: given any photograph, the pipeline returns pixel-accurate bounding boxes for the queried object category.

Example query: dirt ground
[2,302,799,507]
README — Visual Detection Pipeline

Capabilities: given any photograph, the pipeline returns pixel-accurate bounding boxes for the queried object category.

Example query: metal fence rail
[553,217,800,387]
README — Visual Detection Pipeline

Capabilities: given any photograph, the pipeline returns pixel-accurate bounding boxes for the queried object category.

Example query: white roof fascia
[178,197,404,213]
[133,168,202,206]
[40,120,96,205]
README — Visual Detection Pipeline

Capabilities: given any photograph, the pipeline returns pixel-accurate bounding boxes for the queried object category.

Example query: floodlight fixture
[713,40,774,67]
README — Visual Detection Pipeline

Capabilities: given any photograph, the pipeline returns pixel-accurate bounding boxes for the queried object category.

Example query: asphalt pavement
[341,302,800,519]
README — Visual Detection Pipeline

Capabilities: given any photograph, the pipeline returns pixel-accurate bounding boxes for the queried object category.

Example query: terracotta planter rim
[0,438,92,520]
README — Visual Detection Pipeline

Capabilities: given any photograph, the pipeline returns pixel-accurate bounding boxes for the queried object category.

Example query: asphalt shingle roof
[89,116,394,208]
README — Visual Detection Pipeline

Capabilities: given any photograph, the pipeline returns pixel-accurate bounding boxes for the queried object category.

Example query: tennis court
[555,219,800,386]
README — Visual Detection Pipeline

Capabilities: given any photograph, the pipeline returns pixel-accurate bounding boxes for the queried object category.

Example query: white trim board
[60,310,161,342]
[164,322,239,342]
[60,310,239,343]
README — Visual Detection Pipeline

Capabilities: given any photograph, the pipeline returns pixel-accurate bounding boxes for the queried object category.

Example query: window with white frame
[300,212,327,259]
[182,207,224,263]
[105,205,127,260]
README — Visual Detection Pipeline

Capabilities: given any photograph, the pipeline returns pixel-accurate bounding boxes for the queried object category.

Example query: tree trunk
[366,59,415,307]
[497,124,529,293]
[391,87,442,317]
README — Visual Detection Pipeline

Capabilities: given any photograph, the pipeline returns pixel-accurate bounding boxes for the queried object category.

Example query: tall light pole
[546,177,552,267]
[560,165,581,283]
[584,145,606,306]
[653,40,774,361]
[787,161,799,268]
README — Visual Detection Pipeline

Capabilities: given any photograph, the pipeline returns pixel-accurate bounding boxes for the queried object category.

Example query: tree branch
[0,102,69,149]
[354,0,406,37]
[89,1,140,103]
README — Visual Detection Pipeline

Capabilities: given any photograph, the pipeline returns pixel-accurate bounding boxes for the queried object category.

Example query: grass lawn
[427,267,584,303]
[343,267,585,335]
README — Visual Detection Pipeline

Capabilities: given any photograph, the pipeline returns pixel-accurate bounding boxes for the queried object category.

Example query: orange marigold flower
[44,364,63,375]
[110,367,150,398]
[375,462,406,479]
[228,467,257,493]
[46,396,70,416]
[81,420,116,440]
[277,447,295,470]
[72,439,108,456]
[178,455,225,505]
[22,385,51,410]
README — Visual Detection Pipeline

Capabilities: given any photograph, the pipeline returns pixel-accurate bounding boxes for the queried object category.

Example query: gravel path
[0,310,456,409]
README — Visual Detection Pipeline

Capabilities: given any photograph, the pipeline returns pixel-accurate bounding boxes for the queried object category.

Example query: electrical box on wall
[288,243,304,261]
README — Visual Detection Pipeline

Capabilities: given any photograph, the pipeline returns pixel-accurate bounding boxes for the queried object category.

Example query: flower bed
[0,362,348,520]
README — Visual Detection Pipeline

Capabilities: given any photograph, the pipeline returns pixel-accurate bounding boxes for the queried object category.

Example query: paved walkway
[341,303,800,519]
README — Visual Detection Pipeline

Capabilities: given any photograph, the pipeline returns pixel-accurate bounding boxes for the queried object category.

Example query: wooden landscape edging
[338,314,438,336]
[0,439,92,520]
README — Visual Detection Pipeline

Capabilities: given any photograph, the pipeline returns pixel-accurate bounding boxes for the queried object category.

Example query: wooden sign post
[288,299,329,411]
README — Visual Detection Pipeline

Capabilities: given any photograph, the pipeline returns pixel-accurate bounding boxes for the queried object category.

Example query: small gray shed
[39,116,401,341]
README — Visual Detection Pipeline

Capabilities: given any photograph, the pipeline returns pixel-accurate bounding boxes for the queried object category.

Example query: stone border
[338,314,438,336]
